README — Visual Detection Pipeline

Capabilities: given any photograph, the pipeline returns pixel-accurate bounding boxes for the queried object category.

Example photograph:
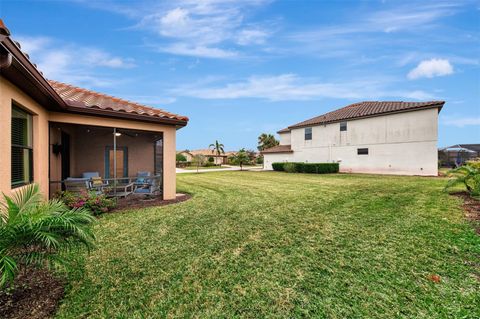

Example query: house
[0,20,188,200]
[439,144,480,167]
[178,149,233,165]
[262,101,445,176]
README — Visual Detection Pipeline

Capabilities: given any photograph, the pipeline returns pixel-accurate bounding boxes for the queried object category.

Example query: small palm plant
[209,140,225,159]
[0,184,95,288]
[444,165,480,199]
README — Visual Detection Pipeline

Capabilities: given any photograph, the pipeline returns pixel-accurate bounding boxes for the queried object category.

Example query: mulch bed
[113,193,192,211]
[453,192,480,235]
[0,268,64,319]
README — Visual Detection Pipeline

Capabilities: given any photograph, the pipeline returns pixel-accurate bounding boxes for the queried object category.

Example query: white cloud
[236,28,269,45]
[16,35,135,87]
[407,58,454,79]
[170,74,434,101]
[81,0,272,58]
[158,43,238,59]
[442,117,480,127]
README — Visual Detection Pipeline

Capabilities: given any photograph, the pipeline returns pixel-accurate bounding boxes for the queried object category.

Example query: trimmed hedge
[272,162,339,174]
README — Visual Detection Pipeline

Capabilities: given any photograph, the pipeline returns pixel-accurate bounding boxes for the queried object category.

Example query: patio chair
[64,178,90,194]
[133,171,160,194]
[82,172,108,194]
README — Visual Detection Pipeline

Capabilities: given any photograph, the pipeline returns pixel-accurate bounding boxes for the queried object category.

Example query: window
[11,105,33,187]
[305,127,312,140]
[357,148,369,155]
[340,121,347,131]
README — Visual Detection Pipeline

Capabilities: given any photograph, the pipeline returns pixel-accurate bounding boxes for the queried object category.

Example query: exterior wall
[49,112,178,200]
[263,152,294,170]
[0,76,50,197]
[267,108,439,176]
[279,132,291,145]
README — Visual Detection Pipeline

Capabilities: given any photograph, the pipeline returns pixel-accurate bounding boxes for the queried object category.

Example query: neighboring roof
[441,144,480,152]
[277,127,291,134]
[188,149,228,157]
[287,101,445,130]
[261,145,293,154]
[0,19,188,126]
[49,81,188,123]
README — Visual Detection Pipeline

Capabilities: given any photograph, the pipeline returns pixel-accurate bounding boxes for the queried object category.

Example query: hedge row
[272,162,339,174]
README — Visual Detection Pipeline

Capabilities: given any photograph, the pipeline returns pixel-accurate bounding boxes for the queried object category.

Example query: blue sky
[1,0,479,150]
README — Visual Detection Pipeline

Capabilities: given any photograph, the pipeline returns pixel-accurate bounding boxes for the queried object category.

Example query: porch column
[163,127,176,200]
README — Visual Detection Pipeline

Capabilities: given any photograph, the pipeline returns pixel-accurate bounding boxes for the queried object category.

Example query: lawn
[56,172,479,318]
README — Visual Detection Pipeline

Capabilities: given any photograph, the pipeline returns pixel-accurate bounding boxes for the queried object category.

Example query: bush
[272,162,339,174]
[256,156,264,164]
[59,191,116,216]
[466,158,480,170]
[0,184,95,288]
[272,162,286,171]
[204,161,216,167]
[176,153,187,162]
[284,162,297,173]
[208,156,215,163]
[444,164,480,199]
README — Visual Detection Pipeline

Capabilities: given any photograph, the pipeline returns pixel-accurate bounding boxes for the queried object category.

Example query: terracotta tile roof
[261,144,293,154]
[48,80,188,122]
[187,149,227,156]
[288,101,444,129]
[277,127,290,133]
[0,19,10,36]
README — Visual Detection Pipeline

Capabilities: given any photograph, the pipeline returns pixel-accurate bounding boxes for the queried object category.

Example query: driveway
[176,165,264,174]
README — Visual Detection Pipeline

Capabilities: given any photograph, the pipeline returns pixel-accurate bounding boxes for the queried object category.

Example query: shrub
[466,158,480,170]
[284,163,297,173]
[272,162,339,174]
[59,191,116,216]
[272,162,286,171]
[256,156,264,164]
[176,153,187,162]
[444,164,480,199]
[0,184,95,288]
[208,156,215,163]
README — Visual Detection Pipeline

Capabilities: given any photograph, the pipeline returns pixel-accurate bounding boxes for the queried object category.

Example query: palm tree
[232,148,250,171]
[0,184,95,288]
[444,165,480,198]
[209,140,225,164]
[257,133,279,151]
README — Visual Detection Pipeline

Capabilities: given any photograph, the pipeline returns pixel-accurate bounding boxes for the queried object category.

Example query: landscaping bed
[0,268,64,319]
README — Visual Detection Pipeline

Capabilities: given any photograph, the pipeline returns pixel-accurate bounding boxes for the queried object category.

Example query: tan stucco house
[262,101,444,176]
[0,20,188,200]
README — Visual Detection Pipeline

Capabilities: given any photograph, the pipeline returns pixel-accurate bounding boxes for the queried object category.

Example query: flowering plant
[58,191,116,215]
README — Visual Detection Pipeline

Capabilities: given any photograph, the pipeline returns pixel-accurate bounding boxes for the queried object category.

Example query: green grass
[56,172,479,318]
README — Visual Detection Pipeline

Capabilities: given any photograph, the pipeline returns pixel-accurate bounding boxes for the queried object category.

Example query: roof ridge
[48,80,188,121]
[287,100,445,129]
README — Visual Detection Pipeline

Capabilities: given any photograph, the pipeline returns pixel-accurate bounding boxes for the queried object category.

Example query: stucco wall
[0,76,50,197]
[0,76,181,200]
[279,132,291,145]
[263,152,294,170]
[265,108,439,176]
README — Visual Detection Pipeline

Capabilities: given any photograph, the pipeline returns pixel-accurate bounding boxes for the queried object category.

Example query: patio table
[108,181,135,198]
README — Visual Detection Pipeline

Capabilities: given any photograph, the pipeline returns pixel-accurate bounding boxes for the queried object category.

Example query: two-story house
[262,101,444,176]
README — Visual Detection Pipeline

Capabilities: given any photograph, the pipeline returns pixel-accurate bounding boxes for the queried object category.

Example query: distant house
[0,19,188,199]
[262,101,445,176]
[439,144,480,167]
[178,149,236,165]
